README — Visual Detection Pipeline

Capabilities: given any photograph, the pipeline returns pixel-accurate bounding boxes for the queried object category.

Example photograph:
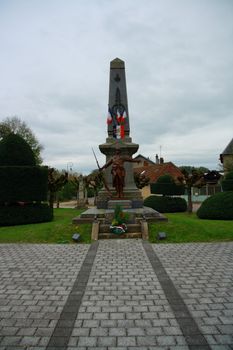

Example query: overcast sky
[0,0,233,173]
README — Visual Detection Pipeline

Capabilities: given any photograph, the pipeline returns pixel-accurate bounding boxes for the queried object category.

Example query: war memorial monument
[73,58,166,239]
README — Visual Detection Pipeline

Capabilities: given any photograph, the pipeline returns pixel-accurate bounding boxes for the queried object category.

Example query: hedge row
[0,166,48,201]
[144,195,187,213]
[150,183,185,195]
[0,203,53,226]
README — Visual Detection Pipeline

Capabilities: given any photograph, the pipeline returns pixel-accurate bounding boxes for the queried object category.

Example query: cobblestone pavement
[0,241,232,350]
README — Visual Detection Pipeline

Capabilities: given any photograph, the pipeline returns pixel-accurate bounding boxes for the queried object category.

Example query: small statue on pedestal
[100,149,139,199]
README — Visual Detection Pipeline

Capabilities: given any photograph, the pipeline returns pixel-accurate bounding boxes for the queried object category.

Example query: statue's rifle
[91,148,112,197]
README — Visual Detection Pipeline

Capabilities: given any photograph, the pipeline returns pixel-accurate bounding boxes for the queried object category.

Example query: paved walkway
[0,241,232,350]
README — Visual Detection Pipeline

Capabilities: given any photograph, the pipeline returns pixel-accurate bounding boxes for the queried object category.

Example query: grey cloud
[0,0,232,173]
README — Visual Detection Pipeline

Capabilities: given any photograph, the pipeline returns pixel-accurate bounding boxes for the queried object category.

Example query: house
[133,154,156,168]
[133,155,184,198]
[220,138,233,173]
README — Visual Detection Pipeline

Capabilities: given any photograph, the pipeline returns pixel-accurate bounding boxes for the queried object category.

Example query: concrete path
[0,241,232,349]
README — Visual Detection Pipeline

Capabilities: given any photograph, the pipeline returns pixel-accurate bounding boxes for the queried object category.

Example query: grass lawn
[0,208,92,243]
[149,212,233,243]
[1,209,233,244]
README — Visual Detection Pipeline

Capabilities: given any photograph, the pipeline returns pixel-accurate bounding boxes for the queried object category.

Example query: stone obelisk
[97,58,143,209]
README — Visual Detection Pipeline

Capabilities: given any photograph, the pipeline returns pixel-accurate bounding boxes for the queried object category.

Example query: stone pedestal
[97,138,143,209]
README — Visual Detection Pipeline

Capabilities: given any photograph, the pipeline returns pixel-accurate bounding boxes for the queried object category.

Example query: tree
[179,165,210,174]
[0,133,36,166]
[0,116,43,165]
[85,170,104,204]
[179,168,205,213]
[48,168,68,209]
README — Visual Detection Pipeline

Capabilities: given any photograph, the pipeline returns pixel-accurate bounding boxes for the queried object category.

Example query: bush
[151,174,185,195]
[144,195,187,213]
[222,171,233,192]
[0,133,36,166]
[0,203,53,226]
[0,166,48,201]
[197,191,233,220]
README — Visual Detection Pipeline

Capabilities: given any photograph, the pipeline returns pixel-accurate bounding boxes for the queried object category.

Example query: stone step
[107,200,132,209]
[72,217,94,224]
[99,223,141,233]
[98,232,142,239]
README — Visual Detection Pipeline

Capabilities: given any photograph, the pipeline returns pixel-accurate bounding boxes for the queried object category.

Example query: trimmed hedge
[0,203,53,226]
[197,191,233,220]
[151,174,185,195]
[151,182,185,195]
[222,171,233,192]
[0,133,36,166]
[0,166,48,201]
[144,195,187,213]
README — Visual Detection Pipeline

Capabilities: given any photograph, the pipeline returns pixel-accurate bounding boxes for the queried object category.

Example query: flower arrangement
[110,204,129,235]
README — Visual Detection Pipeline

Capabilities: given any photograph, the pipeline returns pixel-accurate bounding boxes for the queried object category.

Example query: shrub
[0,133,36,166]
[151,174,185,195]
[0,203,53,226]
[0,166,48,202]
[0,134,50,225]
[222,171,233,192]
[197,191,233,220]
[144,195,187,213]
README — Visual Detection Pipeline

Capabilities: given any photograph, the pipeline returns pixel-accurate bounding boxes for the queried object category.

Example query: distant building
[133,155,183,198]
[220,138,233,173]
[133,154,156,168]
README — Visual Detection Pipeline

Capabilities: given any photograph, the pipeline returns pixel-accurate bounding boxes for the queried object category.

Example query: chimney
[155,154,159,164]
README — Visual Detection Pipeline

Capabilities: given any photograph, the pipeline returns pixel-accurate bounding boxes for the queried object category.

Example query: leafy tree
[69,173,81,193]
[57,181,76,201]
[85,170,104,204]
[134,172,150,189]
[48,168,68,209]
[179,165,210,174]
[0,133,36,166]
[179,168,205,213]
[0,116,43,165]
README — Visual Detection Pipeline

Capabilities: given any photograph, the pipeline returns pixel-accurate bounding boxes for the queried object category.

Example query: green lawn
[0,209,233,244]
[0,208,92,243]
[149,212,233,243]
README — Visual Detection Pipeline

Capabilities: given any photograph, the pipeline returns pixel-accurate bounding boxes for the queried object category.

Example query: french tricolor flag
[107,108,113,125]
[116,109,121,123]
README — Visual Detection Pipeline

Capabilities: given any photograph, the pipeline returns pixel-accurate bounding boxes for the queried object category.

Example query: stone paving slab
[153,242,233,349]
[0,244,89,349]
[0,241,232,349]
[68,240,188,349]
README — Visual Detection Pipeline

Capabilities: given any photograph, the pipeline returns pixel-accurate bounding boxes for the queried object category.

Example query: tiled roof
[134,162,183,183]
